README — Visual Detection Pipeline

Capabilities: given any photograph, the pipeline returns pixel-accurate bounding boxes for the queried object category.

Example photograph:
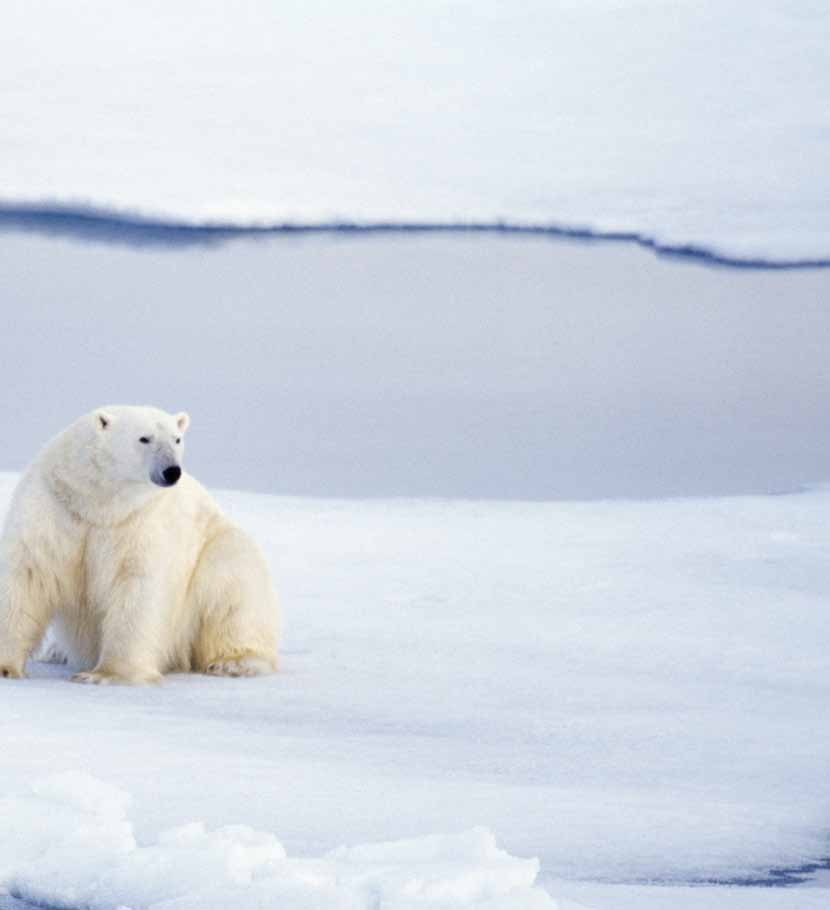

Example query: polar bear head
[91,405,190,488]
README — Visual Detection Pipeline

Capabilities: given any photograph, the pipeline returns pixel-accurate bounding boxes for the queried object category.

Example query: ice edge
[1,203,829,271]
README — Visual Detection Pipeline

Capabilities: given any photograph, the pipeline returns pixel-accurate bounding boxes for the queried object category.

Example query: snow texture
[554,881,830,910]
[0,773,553,910]
[3,471,830,901]
[2,1,829,262]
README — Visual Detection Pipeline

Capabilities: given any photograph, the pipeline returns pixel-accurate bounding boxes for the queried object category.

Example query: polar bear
[0,406,279,684]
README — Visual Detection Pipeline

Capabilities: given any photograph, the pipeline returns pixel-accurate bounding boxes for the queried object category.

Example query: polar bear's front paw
[0,663,25,680]
[206,656,273,677]
[71,669,163,686]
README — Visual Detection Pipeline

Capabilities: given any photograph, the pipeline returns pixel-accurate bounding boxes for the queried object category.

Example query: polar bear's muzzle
[153,465,182,487]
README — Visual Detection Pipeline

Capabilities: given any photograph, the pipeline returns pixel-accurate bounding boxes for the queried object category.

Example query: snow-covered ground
[3,5,829,905]
[2,472,830,908]
[2,1,829,262]
[2,773,552,910]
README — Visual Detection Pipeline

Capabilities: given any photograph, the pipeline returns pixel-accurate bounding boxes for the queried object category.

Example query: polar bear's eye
[175,437,181,445]
[139,437,151,444]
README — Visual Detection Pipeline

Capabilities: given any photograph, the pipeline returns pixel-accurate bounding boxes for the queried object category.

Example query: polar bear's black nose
[162,466,181,486]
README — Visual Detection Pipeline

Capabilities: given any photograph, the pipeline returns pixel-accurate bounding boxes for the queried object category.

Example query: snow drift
[0,773,555,910]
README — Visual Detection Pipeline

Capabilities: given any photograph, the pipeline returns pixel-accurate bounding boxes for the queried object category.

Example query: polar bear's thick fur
[0,406,279,684]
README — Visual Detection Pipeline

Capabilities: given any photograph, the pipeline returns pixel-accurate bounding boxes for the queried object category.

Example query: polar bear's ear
[95,410,114,431]
[175,412,190,433]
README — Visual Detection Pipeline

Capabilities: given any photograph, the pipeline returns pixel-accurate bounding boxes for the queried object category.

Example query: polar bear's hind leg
[189,527,279,677]
[205,655,273,677]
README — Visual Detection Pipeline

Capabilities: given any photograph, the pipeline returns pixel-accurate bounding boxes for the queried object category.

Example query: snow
[3,471,830,909]
[2,1,829,262]
[3,2,828,906]
[554,881,830,910]
[0,773,552,910]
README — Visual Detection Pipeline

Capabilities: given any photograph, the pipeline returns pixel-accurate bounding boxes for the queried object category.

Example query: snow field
[2,1,829,261]
[2,473,830,905]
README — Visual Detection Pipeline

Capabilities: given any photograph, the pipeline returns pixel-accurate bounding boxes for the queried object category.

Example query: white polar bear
[0,406,279,684]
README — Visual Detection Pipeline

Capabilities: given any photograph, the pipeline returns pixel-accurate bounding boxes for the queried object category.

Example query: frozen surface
[555,882,830,910]
[2,233,830,501]
[2,470,830,906]
[2,1,829,262]
[0,772,552,910]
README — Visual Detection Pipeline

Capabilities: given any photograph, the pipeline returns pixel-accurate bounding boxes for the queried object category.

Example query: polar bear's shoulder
[152,472,226,533]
